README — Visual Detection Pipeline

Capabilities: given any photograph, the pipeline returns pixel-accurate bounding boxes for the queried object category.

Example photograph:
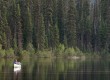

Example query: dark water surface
[0,58,110,80]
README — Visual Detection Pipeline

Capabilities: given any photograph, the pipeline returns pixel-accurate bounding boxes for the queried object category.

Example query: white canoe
[14,67,21,72]
[14,63,21,68]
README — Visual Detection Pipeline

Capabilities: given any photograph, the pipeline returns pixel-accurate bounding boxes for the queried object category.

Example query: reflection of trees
[0,58,108,80]
[31,58,80,80]
[73,59,110,80]
[30,58,110,80]
[5,58,14,67]
[0,59,5,80]
[33,58,52,80]
[0,59,15,80]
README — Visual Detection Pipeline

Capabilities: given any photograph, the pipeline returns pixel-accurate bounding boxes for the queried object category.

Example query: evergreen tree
[0,10,5,47]
[76,0,90,51]
[9,0,18,52]
[0,1,11,49]
[38,15,45,50]
[66,0,76,48]
[16,4,23,51]
[57,0,64,44]
[76,0,83,49]
[106,0,110,52]
[33,0,42,50]
[91,0,100,52]
[53,22,59,49]
[43,0,54,49]
[82,0,90,51]
[26,6,33,48]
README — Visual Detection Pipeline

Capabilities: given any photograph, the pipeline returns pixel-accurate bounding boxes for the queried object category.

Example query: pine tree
[57,0,64,44]
[38,15,45,50]
[91,0,101,52]
[0,10,5,46]
[8,0,18,52]
[66,0,76,48]
[33,0,42,50]
[76,0,83,49]
[26,6,33,46]
[16,4,23,51]
[1,1,11,49]
[43,0,54,49]
[106,0,110,52]
[53,22,59,49]
[76,0,90,51]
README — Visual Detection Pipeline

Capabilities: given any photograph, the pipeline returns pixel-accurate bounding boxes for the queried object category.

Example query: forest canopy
[0,0,110,55]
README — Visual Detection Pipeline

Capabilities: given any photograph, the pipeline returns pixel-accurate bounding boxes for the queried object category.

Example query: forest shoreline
[0,46,109,60]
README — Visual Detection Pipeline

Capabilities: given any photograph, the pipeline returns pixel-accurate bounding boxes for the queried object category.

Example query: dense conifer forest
[0,0,110,57]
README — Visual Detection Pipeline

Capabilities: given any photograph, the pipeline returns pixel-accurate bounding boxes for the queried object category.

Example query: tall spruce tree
[33,0,43,50]
[57,0,64,44]
[16,4,23,51]
[38,15,45,50]
[76,0,90,51]
[76,0,83,49]
[91,0,100,52]
[82,0,90,51]
[106,0,110,52]
[12,0,18,52]
[66,0,76,48]
[43,0,54,49]
[26,6,33,47]
[53,22,59,49]
[1,1,11,49]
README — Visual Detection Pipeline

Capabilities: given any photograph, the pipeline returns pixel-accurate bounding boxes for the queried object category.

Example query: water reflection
[0,58,110,80]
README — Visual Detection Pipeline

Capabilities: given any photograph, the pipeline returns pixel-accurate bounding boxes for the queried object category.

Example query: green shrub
[26,43,35,55]
[5,48,14,58]
[54,44,65,56]
[37,50,52,58]
[101,49,108,54]
[0,49,5,58]
[64,48,76,57]
[75,47,83,56]
[20,50,30,58]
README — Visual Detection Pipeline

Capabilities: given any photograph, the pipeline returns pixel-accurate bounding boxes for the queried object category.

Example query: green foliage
[101,49,108,54]
[36,50,52,58]
[64,48,77,57]
[26,43,35,54]
[26,6,33,42]
[54,44,65,56]
[0,44,5,57]
[53,23,59,48]
[5,48,14,58]
[0,0,109,57]
[0,49,5,58]
[20,50,30,58]
[38,15,46,50]
[66,0,76,47]
[75,47,83,56]
[16,4,23,50]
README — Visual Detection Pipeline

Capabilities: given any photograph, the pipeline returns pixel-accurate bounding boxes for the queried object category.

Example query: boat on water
[14,63,21,68]
[14,62,21,72]
[14,67,21,72]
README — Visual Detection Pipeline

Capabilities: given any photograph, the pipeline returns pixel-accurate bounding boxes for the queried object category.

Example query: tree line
[0,0,110,54]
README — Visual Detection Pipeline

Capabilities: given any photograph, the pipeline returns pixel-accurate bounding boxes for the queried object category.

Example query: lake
[0,58,110,80]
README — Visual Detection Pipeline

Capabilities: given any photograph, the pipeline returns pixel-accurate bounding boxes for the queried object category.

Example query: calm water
[0,58,110,80]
